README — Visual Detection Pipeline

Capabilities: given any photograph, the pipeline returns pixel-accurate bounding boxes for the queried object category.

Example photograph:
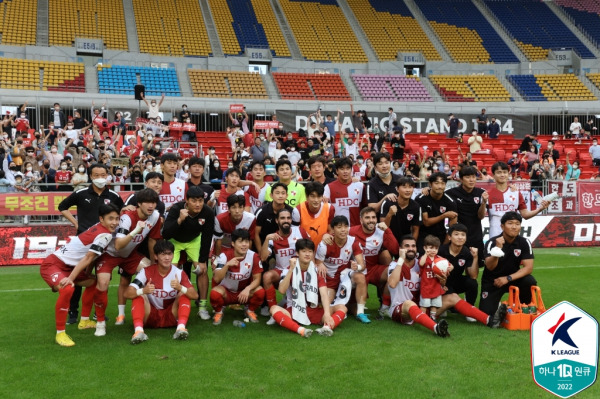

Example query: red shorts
[365,264,387,286]
[145,303,177,328]
[96,252,146,277]
[285,306,324,325]
[40,254,93,289]
[391,303,414,325]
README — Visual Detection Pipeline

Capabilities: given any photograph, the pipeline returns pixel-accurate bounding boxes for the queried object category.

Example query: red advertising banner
[546,180,577,214]
[182,123,196,132]
[0,224,75,265]
[253,120,279,130]
[530,215,600,248]
[168,122,182,132]
[0,192,133,216]
[230,104,244,113]
[578,182,600,215]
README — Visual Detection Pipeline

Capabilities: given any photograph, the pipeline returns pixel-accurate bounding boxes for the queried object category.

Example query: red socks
[248,288,266,311]
[382,294,391,307]
[81,284,96,319]
[266,286,277,309]
[93,289,108,322]
[177,295,191,325]
[409,305,436,331]
[131,296,145,329]
[454,299,489,325]
[55,284,75,331]
[210,290,225,313]
[273,311,300,333]
[332,310,346,329]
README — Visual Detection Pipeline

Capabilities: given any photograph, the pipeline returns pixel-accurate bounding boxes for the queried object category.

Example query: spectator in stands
[287,144,301,167]
[250,137,267,162]
[564,152,580,181]
[283,132,297,151]
[390,130,405,161]
[350,105,364,134]
[179,104,190,122]
[71,110,88,131]
[0,170,12,193]
[405,156,420,180]
[362,110,372,132]
[553,164,565,180]
[570,117,582,139]
[487,117,500,139]
[51,103,67,130]
[447,113,461,139]
[13,111,30,136]
[584,118,597,136]
[478,167,493,182]
[141,93,165,121]
[468,130,483,153]
[476,109,488,136]
[229,109,249,135]
[2,112,15,140]
[209,159,222,182]
[529,160,546,191]
[589,138,600,170]
[518,134,534,153]
[39,159,56,192]
[112,112,127,136]
[322,110,340,142]
[22,161,40,192]
[546,141,560,165]
[344,136,358,159]
[507,151,521,178]
[71,164,89,191]
[391,160,404,177]
[273,120,287,143]
[563,129,572,140]
[387,107,398,140]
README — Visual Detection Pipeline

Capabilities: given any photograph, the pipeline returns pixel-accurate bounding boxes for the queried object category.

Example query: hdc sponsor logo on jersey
[277,248,296,258]
[326,257,347,266]
[491,203,517,212]
[531,301,598,398]
[160,194,184,204]
[151,289,178,299]
[228,270,252,281]
[335,198,360,207]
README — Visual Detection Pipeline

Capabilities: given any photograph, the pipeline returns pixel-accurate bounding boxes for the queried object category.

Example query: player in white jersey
[245,160,269,213]
[315,215,371,323]
[159,153,186,213]
[94,189,162,332]
[323,157,364,227]
[487,162,549,237]
[213,168,251,215]
[260,208,309,316]
[213,194,259,254]
[125,240,198,344]
[210,229,265,325]
[39,204,119,347]
[387,236,449,337]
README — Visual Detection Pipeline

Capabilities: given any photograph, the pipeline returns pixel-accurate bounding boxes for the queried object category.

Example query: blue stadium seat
[507,75,547,101]
[97,65,181,96]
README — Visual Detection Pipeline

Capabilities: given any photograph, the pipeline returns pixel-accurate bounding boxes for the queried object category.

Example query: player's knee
[352,273,366,284]
[333,304,347,314]
[444,293,460,306]
[465,278,478,291]
[96,276,110,291]
[209,289,222,302]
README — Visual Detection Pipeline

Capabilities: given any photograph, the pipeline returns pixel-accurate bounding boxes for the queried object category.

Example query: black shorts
[479,275,537,315]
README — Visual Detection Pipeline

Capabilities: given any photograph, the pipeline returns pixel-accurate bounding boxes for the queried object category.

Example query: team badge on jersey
[104,199,111,204]
[51,273,59,283]
[440,206,446,213]
[407,214,414,221]
[198,218,205,225]
[514,249,522,256]
[474,197,480,204]
[458,259,465,267]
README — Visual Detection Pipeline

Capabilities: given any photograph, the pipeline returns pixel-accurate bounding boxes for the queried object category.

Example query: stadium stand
[587,72,600,91]
[48,0,128,50]
[132,0,211,56]
[508,74,596,101]
[0,58,84,92]
[429,75,512,102]
[416,0,518,63]
[249,0,291,57]
[277,0,367,63]
[188,70,268,99]
[272,72,351,101]
[352,74,433,102]
[208,0,242,55]
[346,0,441,62]
[98,65,181,96]
[0,0,37,45]
[555,0,600,48]
[484,0,595,60]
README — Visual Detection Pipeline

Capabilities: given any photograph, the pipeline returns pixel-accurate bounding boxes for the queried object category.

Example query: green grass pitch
[1,248,598,399]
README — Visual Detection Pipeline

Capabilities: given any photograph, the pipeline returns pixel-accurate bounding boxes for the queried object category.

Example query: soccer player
[315,215,370,323]
[186,156,215,206]
[446,166,488,267]
[213,167,251,215]
[124,171,166,216]
[261,209,309,316]
[366,153,401,213]
[245,160,269,213]
[480,211,537,315]
[324,157,364,227]
[162,186,215,320]
[306,155,335,185]
[487,162,549,238]
[255,182,293,246]
[125,240,198,344]
[159,153,186,213]
[381,177,421,242]
[416,172,457,253]
[40,204,119,347]
[292,182,335,247]
[264,159,306,207]
[210,229,265,325]
[387,236,449,337]
[270,239,347,338]
[95,189,162,332]
[214,194,259,255]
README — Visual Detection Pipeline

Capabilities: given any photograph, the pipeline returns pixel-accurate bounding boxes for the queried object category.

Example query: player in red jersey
[210,229,265,325]
[125,240,198,344]
[245,160,269,213]
[387,236,449,337]
[94,189,162,333]
[214,194,259,254]
[159,153,186,213]
[260,208,309,318]
[315,215,370,323]
[39,204,120,347]
[213,168,251,215]
[270,239,347,338]
[324,157,365,227]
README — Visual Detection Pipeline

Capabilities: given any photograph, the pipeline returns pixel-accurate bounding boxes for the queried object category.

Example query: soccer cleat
[131,330,148,345]
[55,332,75,347]
[378,305,390,319]
[315,325,334,337]
[435,319,450,338]
[94,321,106,337]
[115,315,125,325]
[197,308,211,320]
[78,319,97,330]
[488,303,508,328]
[245,310,259,323]
[213,312,223,326]
[355,313,371,324]
[192,265,202,276]
[66,311,78,325]
[465,316,477,323]
[173,328,189,340]
[260,306,270,317]
[300,328,313,338]
[266,316,276,325]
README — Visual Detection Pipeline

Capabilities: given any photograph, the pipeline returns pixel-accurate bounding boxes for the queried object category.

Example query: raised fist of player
[495,236,505,249]
[470,247,478,257]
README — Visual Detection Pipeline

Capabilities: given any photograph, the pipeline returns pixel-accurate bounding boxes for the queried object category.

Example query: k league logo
[531,301,598,398]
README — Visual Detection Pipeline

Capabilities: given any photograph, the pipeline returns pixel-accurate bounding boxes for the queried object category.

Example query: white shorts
[420,295,442,308]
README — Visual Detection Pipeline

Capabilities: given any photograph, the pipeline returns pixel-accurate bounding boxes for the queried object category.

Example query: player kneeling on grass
[210,229,265,325]
[387,236,449,337]
[124,240,198,344]
[40,204,119,347]
[270,239,347,338]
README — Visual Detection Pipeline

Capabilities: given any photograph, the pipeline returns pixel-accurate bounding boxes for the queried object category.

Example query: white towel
[332,269,353,306]
[291,261,319,326]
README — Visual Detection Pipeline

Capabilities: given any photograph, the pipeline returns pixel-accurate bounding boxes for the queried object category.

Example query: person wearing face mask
[179,104,190,122]
[13,112,30,134]
[55,160,74,191]
[353,155,367,181]
[58,163,124,324]
[38,160,57,192]
[141,93,165,121]
[564,151,580,181]
[51,103,67,130]
[71,164,89,191]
